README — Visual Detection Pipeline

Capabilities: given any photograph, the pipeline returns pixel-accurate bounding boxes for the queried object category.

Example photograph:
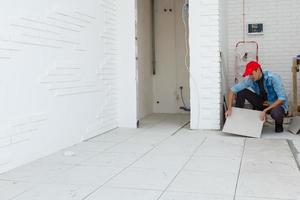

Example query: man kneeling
[225,61,288,133]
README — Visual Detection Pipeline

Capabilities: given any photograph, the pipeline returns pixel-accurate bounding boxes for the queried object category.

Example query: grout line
[238,195,297,200]
[233,138,247,200]
[171,121,190,136]
[287,140,300,171]
[156,137,208,200]
[80,120,189,200]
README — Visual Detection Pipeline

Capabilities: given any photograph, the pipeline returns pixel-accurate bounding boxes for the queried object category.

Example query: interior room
[136,0,190,123]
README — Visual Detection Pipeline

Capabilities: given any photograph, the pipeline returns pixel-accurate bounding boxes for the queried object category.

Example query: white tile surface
[34,150,99,166]
[241,159,299,175]
[131,154,188,171]
[194,143,243,159]
[105,142,154,154]
[0,163,71,183]
[1,114,299,200]
[106,167,178,190]
[235,197,291,200]
[12,184,96,200]
[243,139,297,163]
[0,180,35,200]
[184,156,241,174]
[222,107,264,138]
[195,137,245,159]
[150,143,199,157]
[125,134,168,145]
[168,170,238,196]
[85,187,162,200]
[236,172,300,199]
[160,191,233,200]
[48,166,123,186]
[88,128,141,143]
[66,141,117,153]
[288,116,300,134]
[83,152,142,168]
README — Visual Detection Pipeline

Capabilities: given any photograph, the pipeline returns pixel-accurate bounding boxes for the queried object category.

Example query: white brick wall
[189,0,221,129]
[0,0,126,173]
[226,0,300,104]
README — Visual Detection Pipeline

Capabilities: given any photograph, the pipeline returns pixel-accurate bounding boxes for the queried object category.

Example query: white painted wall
[136,0,154,119]
[189,0,221,129]
[226,0,300,103]
[117,0,137,127]
[220,0,229,125]
[0,0,136,173]
[153,0,190,114]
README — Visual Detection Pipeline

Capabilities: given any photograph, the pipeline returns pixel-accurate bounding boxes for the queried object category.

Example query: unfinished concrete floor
[0,114,300,200]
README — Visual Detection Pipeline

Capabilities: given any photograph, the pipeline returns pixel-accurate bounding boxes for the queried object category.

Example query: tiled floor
[0,114,299,200]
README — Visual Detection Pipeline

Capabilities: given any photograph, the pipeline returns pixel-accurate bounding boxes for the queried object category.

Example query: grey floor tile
[168,170,238,196]
[85,186,162,200]
[12,184,96,200]
[236,172,300,199]
[160,191,233,200]
[106,167,178,190]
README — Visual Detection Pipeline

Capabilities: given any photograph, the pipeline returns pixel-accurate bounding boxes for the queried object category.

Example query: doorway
[136,0,190,122]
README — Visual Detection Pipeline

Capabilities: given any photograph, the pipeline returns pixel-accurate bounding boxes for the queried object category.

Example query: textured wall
[0,0,120,173]
[189,0,221,129]
[226,0,300,103]
[136,0,154,119]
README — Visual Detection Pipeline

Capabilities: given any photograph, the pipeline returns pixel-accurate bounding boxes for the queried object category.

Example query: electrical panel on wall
[248,23,264,35]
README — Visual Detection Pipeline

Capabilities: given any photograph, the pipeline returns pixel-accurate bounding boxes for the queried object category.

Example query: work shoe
[275,123,283,133]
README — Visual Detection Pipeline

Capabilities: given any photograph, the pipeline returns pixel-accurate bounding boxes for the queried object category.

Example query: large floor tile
[184,156,241,174]
[105,142,154,154]
[222,107,264,138]
[0,180,35,200]
[34,150,99,166]
[236,172,300,199]
[66,141,117,153]
[12,184,96,200]
[48,166,123,186]
[85,187,162,200]
[106,167,178,190]
[0,163,71,183]
[150,143,199,157]
[235,197,293,200]
[241,159,299,175]
[88,128,141,143]
[194,138,244,159]
[168,170,237,196]
[82,152,142,167]
[125,134,169,145]
[163,134,206,146]
[194,145,243,159]
[131,154,188,171]
[160,191,233,200]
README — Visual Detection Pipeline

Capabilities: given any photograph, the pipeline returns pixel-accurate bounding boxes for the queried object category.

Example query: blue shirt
[231,71,288,112]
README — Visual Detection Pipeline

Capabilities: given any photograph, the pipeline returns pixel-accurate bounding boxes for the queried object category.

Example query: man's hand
[260,110,267,121]
[225,108,232,118]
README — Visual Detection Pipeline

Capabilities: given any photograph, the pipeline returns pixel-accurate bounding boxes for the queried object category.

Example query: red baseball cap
[243,61,261,77]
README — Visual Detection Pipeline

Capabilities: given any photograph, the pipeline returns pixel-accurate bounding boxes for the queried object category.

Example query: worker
[225,61,288,132]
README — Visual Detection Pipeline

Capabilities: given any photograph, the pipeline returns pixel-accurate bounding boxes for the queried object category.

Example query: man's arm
[225,78,251,118]
[259,74,287,121]
[225,90,235,118]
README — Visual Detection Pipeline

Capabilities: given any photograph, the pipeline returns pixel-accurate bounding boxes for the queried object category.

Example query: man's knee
[270,107,285,121]
[236,89,250,98]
